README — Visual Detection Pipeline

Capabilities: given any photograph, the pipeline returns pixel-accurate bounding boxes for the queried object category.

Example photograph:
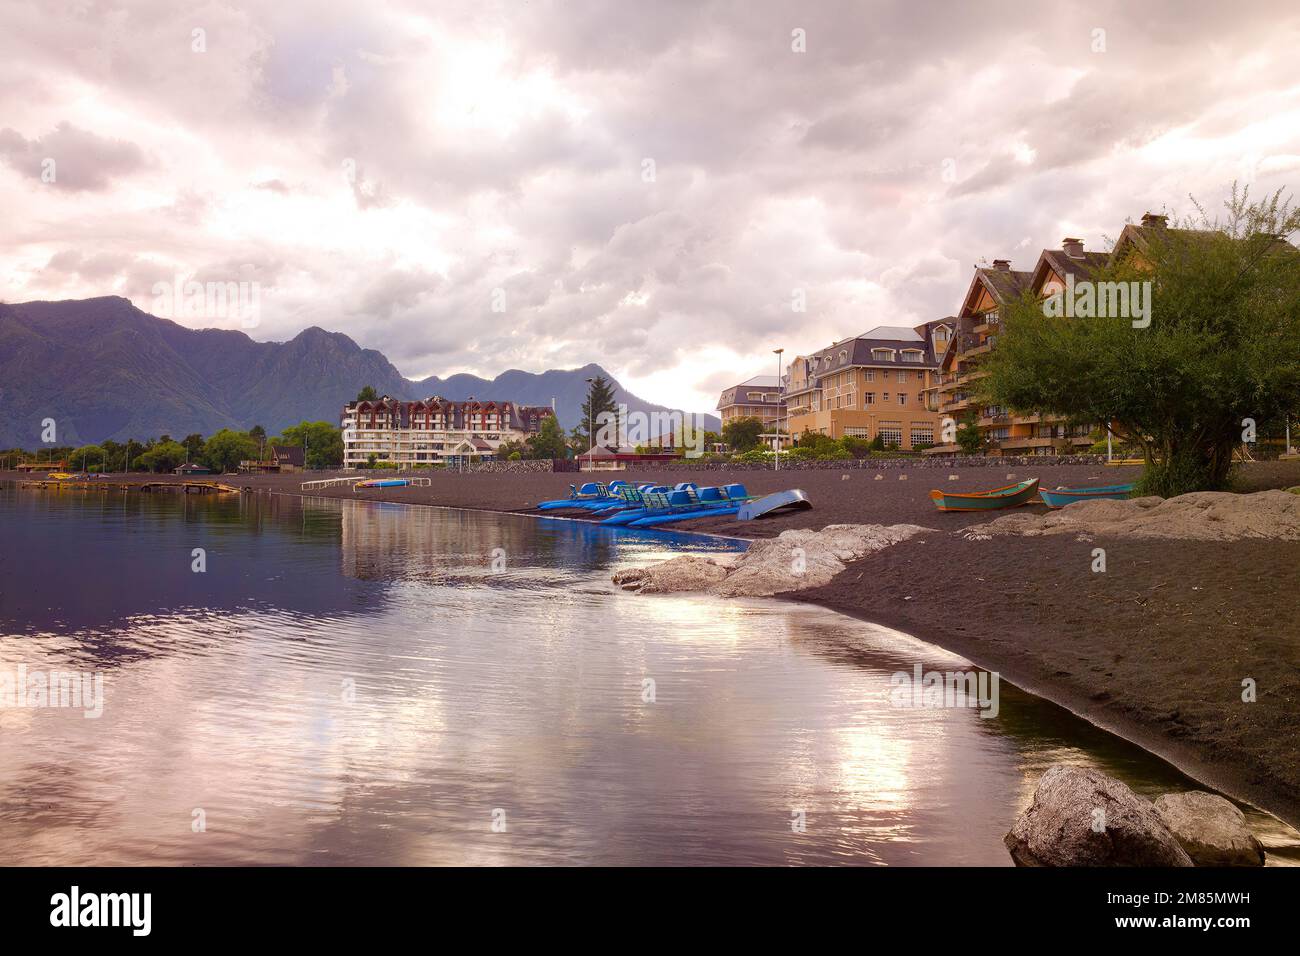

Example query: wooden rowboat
[1038,483,1134,509]
[929,478,1040,512]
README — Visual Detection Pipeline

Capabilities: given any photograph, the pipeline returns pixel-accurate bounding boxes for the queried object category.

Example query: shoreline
[8,461,1300,832]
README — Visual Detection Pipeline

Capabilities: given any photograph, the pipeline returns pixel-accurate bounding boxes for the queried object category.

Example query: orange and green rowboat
[929,477,1040,512]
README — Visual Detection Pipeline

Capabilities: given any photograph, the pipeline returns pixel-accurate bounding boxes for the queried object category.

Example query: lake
[0,486,1294,865]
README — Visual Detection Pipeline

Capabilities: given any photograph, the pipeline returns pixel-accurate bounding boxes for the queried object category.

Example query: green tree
[203,429,258,473]
[356,385,378,402]
[182,433,205,462]
[955,412,985,455]
[526,415,568,459]
[276,421,344,470]
[722,416,765,452]
[981,185,1300,495]
[135,440,188,473]
[70,444,106,472]
[580,375,619,448]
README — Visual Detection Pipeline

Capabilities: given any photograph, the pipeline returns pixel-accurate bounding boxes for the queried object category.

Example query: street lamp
[773,348,784,471]
[584,376,595,471]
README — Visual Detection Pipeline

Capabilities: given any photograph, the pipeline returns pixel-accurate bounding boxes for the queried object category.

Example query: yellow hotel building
[783,323,951,450]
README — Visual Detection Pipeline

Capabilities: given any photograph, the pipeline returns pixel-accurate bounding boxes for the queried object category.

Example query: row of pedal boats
[537,481,801,527]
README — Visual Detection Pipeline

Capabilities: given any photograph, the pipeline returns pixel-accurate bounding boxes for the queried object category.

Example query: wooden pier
[17,479,244,494]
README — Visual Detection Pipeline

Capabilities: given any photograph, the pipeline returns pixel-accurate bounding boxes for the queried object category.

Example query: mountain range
[0,296,719,447]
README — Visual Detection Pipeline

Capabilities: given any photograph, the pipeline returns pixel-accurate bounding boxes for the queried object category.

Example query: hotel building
[715,375,785,430]
[783,323,950,450]
[341,396,555,468]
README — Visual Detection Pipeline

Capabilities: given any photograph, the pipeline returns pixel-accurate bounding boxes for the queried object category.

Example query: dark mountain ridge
[0,296,719,446]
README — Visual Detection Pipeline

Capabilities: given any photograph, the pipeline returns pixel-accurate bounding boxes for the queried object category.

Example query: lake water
[1,486,1294,865]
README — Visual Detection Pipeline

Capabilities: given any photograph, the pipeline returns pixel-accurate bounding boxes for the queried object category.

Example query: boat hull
[929,478,1040,512]
[1039,484,1134,509]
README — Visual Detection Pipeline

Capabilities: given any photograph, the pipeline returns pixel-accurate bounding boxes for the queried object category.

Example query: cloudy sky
[3,0,1299,412]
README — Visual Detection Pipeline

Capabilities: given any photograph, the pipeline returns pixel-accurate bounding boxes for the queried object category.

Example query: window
[878,423,903,446]
[897,370,906,383]
[864,369,875,382]
[844,427,871,438]
[901,350,923,363]
[883,392,890,402]
[911,425,934,446]
[864,392,875,405]
[872,349,894,361]
[839,349,848,363]
[898,393,907,406]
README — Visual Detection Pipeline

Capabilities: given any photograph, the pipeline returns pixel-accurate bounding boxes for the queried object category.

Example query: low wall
[456,459,555,474]
[622,454,1112,472]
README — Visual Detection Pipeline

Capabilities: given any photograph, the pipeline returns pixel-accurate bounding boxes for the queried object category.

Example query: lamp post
[773,348,784,470]
[584,376,595,471]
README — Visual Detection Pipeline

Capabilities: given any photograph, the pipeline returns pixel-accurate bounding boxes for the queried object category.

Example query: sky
[3,0,1300,414]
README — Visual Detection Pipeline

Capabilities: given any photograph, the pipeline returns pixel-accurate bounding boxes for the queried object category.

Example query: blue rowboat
[1038,483,1134,509]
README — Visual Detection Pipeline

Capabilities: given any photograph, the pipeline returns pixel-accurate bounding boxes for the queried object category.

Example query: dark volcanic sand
[7,459,1300,825]
[789,533,1300,829]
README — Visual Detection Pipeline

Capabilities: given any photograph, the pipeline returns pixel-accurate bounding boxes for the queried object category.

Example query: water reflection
[0,487,1294,865]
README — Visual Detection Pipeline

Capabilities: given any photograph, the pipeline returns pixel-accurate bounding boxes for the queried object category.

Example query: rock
[976,489,1300,541]
[1153,792,1265,866]
[611,555,730,593]
[1004,766,1194,867]
[613,523,932,598]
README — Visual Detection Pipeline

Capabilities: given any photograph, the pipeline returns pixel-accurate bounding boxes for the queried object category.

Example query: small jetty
[17,479,243,494]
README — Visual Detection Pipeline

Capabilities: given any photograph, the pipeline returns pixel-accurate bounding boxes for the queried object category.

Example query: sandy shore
[8,459,1300,827]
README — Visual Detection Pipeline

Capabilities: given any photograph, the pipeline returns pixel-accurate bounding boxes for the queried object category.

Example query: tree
[356,385,378,402]
[526,415,568,459]
[135,440,187,473]
[182,433,205,462]
[70,443,106,472]
[955,412,985,455]
[276,421,344,470]
[981,185,1300,495]
[580,375,619,448]
[202,429,258,473]
[722,416,765,452]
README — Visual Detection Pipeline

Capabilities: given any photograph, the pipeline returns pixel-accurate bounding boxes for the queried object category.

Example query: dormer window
[872,348,894,362]
[839,349,848,364]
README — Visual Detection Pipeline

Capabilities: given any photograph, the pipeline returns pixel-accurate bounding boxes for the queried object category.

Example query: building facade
[783,324,949,451]
[341,396,555,468]
[716,375,784,429]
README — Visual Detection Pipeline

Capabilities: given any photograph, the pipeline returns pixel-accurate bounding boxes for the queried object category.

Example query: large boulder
[1005,766,1194,866]
[1153,792,1265,867]
[612,554,732,593]
[613,523,932,598]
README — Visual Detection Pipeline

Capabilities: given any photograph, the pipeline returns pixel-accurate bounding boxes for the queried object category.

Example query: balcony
[998,436,1054,450]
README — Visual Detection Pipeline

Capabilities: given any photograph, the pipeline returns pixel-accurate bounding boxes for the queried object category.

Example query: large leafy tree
[276,421,344,470]
[526,415,568,459]
[135,440,188,473]
[356,385,379,401]
[981,186,1300,495]
[722,416,765,452]
[202,429,258,473]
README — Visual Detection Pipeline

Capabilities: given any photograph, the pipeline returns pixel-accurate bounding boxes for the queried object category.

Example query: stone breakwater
[613,523,933,597]
[629,454,1108,472]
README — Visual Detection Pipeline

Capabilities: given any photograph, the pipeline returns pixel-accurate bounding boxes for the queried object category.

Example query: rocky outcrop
[974,490,1300,541]
[1004,766,1194,867]
[613,523,932,597]
[1153,792,1265,866]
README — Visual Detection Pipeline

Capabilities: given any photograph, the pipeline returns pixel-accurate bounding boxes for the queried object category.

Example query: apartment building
[783,324,949,450]
[340,396,554,468]
[928,220,1183,454]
